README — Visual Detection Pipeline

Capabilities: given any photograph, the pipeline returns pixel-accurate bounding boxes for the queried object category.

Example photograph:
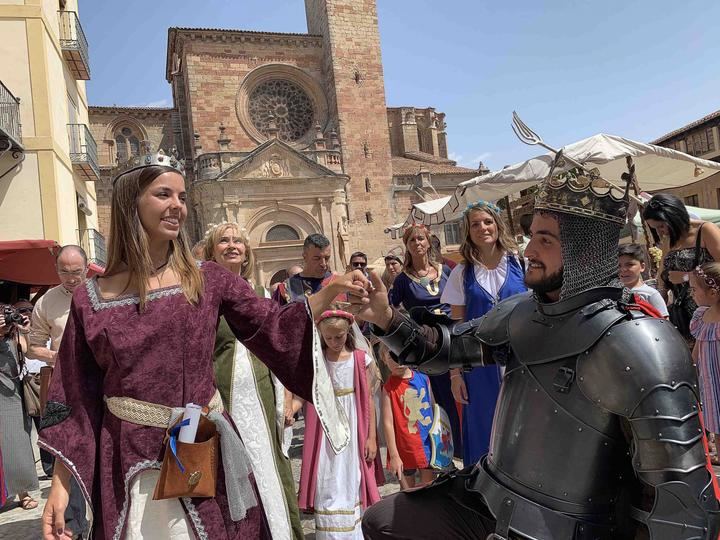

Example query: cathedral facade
[89,0,478,287]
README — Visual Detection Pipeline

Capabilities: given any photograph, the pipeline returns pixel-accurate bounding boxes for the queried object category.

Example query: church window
[114,125,141,164]
[365,177,372,192]
[266,224,301,242]
[248,79,314,143]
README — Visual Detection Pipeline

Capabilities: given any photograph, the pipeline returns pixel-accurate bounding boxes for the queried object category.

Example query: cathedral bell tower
[305,0,394,258]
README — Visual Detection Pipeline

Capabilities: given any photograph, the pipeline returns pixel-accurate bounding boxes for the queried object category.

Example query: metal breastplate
[487,355,631,516]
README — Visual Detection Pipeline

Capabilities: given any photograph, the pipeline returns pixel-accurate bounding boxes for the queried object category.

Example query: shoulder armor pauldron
[577,317,697,416]
[508,297,627,365]
[466,292,532,347]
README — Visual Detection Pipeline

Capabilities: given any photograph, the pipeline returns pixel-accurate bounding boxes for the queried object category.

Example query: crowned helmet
[532,150,631,300]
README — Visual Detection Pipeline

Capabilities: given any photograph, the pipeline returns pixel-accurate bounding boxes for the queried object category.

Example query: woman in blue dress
[441,201,527,466]
[389,224,462,456]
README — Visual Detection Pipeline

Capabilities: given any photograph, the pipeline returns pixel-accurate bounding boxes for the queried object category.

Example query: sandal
[19,495,38,510]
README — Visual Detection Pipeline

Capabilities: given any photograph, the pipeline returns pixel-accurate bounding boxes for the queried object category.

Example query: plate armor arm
[371,295,524,375]
[578,317,720,539]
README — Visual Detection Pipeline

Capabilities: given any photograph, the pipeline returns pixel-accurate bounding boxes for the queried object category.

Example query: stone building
[651,110,720,208]
[89,0,477,286]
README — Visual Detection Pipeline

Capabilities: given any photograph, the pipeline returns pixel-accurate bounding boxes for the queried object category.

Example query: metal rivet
[604,442,608,446]
[538,483,542,488]
[625,366,631,371]
[554,409,558,414]
[607,332,612,336]
[579,376,584,381]
[655,410,660,415]
[578,427,583,432]
[635,322,640,326]
[658,433,662,438]
[640,387,645,392]
[671,380,676,385]
[563,491,568,496]
[655,337,660,342]
[533,388,538,392]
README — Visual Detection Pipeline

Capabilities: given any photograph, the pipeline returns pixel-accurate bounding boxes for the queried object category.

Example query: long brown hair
[203,222,256,281]
[104,165,203,310]
[459,207,518,270]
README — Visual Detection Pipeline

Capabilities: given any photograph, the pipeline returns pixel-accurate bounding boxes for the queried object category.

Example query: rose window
[248,79,315,142]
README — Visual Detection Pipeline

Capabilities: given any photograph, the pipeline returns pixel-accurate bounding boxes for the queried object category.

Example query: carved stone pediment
[215,138,345,181]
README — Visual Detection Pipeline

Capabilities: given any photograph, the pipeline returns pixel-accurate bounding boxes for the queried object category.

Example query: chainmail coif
[555,212,622,300]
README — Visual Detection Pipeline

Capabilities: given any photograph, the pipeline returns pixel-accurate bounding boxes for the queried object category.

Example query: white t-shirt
[441,255,509,306]
[631,283,669,317]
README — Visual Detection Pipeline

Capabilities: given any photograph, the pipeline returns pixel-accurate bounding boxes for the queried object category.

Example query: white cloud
[448,151,463,163]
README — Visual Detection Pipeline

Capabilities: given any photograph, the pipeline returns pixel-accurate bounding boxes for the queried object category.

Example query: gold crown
[112,143,184,184]
[534,154,630,224]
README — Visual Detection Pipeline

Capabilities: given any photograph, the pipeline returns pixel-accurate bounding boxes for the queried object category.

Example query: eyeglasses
[351,261,367,268]
[57,269,87,277]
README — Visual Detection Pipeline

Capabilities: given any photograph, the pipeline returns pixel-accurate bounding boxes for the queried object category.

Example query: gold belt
[334,388,354,397]
[104,390,224,428]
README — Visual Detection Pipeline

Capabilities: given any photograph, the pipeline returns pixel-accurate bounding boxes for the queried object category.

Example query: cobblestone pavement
[0,419,400,539]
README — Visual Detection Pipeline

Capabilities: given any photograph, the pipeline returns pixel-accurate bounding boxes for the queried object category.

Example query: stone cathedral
[89,0,479,287]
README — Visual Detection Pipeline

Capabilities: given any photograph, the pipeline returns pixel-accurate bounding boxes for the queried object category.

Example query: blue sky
[82,0,720,171]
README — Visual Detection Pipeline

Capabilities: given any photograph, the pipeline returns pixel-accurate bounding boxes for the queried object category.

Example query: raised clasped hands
[346,270,393,330]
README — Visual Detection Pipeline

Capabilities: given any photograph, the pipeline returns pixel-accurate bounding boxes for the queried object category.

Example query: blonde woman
[441,200,526,466]
[204,222,303,539]
[38,155,367,540]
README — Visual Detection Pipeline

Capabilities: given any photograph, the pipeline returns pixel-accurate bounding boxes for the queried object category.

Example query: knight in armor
[355,158,720,539]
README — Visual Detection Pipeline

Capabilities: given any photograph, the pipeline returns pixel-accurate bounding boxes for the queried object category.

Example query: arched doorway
[270,269,288,286]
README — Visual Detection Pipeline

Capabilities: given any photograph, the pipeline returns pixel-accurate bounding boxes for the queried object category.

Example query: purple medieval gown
[38,261,317,539]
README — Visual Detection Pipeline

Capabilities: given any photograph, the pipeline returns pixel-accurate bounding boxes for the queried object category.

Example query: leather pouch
[153,414,219,500]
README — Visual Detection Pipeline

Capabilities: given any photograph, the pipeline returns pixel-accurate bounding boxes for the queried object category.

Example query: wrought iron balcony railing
[58,10,90,80]
[0,81,22,151]
[78,228,106,267]
[68,124,99,181]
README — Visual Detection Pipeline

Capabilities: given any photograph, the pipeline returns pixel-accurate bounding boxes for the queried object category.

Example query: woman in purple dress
[39,153,367,540]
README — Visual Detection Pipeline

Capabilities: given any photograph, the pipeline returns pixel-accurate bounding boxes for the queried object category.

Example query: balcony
[78,228,106,267]
[58,10,90,80]
[68,124,99,181]
[0,81,22,152]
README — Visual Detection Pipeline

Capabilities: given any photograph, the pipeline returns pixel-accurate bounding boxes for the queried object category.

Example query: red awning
[0,240,104,286]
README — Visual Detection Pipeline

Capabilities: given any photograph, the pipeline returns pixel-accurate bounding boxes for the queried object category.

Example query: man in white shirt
[618,243,669,317]
[27,244,88,538]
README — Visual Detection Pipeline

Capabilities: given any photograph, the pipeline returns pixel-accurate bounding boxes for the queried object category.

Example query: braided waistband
[334,387,354,397]
[104,390,224,428]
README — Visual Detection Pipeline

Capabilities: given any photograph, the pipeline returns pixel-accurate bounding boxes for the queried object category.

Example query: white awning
[386,133,720,232]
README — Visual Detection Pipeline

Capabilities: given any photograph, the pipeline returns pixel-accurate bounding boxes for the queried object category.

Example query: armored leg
[362,475,494,540]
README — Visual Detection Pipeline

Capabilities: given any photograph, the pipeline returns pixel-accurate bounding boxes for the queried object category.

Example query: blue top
[464,255,527,320]
[390,264,452,317]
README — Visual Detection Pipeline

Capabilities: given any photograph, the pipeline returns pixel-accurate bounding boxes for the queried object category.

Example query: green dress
[214,284,304,540]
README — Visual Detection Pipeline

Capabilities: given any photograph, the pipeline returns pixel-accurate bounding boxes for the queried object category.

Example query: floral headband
[317,309,355,324]
[694,266,720,293]
[464,199,501,216]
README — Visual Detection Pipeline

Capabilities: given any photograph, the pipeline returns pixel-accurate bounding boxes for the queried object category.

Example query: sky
[82,0,720,172]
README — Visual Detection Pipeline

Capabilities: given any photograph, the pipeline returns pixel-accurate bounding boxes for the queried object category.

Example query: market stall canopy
[385,133,720,237]
[0,240,104,286]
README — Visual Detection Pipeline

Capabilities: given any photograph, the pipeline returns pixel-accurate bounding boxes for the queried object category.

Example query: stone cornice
[89,106,174,118]
[167,27,323,81]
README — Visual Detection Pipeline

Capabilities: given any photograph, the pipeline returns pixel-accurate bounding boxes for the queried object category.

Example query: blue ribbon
[169,418,191,473]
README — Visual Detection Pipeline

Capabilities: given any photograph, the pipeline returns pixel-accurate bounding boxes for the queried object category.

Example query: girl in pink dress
[690,262,720,464]
[296,310,382,539]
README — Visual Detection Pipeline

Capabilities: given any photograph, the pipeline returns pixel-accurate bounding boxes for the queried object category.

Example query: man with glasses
[27,244,88,538]
[348,251,368,273]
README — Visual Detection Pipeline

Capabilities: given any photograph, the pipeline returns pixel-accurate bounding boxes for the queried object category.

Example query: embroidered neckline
[86,278,182,311]
[404,263,443,295]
